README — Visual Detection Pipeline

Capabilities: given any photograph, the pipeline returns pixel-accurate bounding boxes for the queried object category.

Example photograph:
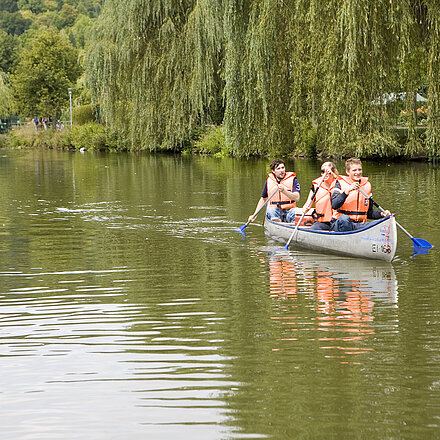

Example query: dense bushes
[72,104,96,125]
[1,122,124,151]
[187,125,232,157]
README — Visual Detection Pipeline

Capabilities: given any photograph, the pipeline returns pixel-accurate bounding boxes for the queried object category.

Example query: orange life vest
[267,171,297,210]
[311,177,335,223]
[333,176,371,222]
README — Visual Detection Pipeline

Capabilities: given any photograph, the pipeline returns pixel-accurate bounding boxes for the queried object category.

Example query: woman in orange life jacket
[248,158,300,223]
[299,162,338,231]
[331,158,390,232]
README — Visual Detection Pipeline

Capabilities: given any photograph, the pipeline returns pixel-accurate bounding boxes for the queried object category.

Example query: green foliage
[0,0,100,129]
[0,0,19,13]
[426,3,440,159]
[65,14,91,48]
[349,132,402,158]
[0,11,31,35]
[52,4,78,29]
[12,27,81,118]
[0,29,18,72]
[65,123,126,151]
[72,103,95,124]
[17,0,46,14]
[68,123,107,150]
[3,121,123,151]
[86,0,224,151]
[83,0,437,158]
[192,125,232,157]
[292,118,317,158]
[0,71,15,117]
[2,124,60,148]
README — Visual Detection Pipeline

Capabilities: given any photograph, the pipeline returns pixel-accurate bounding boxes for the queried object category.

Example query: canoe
[264,215,397,262]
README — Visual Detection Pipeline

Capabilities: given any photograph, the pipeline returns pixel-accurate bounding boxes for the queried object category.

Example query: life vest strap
[271,201,293,207]
[337,209,367,216]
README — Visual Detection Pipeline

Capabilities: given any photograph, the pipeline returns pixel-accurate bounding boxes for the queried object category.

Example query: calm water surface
[0,149,439,439]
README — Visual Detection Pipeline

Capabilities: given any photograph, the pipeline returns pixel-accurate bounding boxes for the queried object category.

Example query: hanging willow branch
[86,0,223,150]
[86,0,439,158]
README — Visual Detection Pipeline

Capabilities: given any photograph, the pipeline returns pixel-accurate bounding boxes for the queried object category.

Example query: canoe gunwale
[269,215,394,235]
[264,215,397,261]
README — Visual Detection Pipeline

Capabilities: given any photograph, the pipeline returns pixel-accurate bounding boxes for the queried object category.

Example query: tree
[0,30,18,73]
[0,11,31,35]
[86,0,440,157]
[66,14,91,48]
[53,4,78,29]
[0,0,19,13]
[12,27,81,124]
[86,0,224,151]
[17,0,46,14]
[0,71,15,117]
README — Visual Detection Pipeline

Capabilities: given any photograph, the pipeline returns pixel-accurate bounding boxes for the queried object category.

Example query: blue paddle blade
[236,224,247,234]
[412,238,433,249]
[411,247,431,257]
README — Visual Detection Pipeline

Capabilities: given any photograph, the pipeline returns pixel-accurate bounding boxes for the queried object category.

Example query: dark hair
[269,158,285,171]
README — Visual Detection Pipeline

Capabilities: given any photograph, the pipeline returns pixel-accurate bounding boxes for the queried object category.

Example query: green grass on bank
[0,122,126,151]
[0,120,430,160]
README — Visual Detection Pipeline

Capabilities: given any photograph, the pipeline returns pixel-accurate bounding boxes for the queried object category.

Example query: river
[0,149,439,439]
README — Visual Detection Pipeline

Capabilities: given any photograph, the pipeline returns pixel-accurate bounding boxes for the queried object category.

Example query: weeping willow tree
[426,0,440,158]
[0,71,15,117]
[312,0,414,157]
[86,0,224,150]
[86,0,440,158]
[222,0,298,156]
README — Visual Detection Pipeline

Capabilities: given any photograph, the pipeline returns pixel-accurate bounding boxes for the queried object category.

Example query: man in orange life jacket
[331,158,390,232]
[248,158,300,223]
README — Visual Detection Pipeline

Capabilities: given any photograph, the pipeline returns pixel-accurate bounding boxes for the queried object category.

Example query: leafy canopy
[12,27,81,117]
[86,0,440,157]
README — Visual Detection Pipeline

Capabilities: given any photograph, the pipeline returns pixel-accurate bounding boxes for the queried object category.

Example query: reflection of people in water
[315,271,375,343]
[268,254,397,357]
[315,270,339,315]
[268,256,298,299]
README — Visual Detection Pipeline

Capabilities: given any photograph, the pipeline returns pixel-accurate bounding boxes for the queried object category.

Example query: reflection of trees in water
[268,254,397,358]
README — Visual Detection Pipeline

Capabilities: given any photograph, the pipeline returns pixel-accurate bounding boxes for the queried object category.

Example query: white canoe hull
[264,215,397,262]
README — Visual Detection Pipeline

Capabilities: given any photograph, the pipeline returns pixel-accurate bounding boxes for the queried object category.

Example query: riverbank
[0,123,126,152]
[0,122,432,160]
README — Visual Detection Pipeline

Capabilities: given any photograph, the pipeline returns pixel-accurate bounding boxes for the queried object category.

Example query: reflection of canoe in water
[264,215,397,262]
[268,251,397,302]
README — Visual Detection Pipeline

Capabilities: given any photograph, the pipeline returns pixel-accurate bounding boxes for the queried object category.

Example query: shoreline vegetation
[0,120,432,161]
[2,2,440,160]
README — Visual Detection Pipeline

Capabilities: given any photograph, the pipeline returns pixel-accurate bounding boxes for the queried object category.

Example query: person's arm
[331,181,347,209]
[366,199,391,219]
[248,197,268,222]
[366,199,381,219]
[279,177,300,202]
[248,182,269,222]
[298,185,315,213]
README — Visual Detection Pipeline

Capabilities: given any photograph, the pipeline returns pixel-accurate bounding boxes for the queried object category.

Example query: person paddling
[331,158,390,232]
[248,158,300,223]
[300,162,338,230]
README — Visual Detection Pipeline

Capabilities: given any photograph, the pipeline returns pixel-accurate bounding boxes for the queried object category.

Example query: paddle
[360,189,432,250]
[334,173,432,251]
[237,187,279,233]
[283,175,325,250]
